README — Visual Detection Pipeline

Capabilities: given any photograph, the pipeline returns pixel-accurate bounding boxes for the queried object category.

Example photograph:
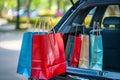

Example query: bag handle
[37,18,46,34]
[49,18,56,34]
[33,18,45,34]
[33,18,39,32]
[42,18,46,33]
[75,25,78,36]
[72,23,80,36]
[82,25,85,34]
[97,22,101,35]
[43,17,55,34]
[36,17,54,34]
[92,21,97,35]
[90,21,102,36]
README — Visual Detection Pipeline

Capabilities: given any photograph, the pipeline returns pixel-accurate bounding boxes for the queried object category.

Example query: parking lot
[0,24,28,80]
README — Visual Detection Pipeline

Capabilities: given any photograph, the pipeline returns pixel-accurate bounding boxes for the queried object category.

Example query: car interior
[60,4,120,79]
[102,16,120,72]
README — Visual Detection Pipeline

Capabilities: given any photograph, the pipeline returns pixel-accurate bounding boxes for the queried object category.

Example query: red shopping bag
[70,36,82,67]
[31,33,66,79]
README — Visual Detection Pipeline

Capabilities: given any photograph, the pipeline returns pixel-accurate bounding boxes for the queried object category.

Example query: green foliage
[0,0,16,10]
[0,0,75,12]
[30,17,61,29]
[8,17,60,29]
[8,17,27,23]
[31,0,41,9]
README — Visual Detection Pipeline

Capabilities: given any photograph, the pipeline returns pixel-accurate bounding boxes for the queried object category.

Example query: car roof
[86,0,120,1]
[83,0,120,4]
[79,0,120,9]
[54,0,120,32]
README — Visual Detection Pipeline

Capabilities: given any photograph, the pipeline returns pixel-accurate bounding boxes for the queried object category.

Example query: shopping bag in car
[63,33,69,49]
[90,22,103,71]
[65,35,75,66]
[70,36,82,67]
[31,32,66,79]
[90,34,103,70]
[78,35,89,68]
[17,32,38,77]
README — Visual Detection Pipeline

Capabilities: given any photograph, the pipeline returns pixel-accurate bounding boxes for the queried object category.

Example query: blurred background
[0,0,119,80]
[0,0,77,80]
[0,0,77,29]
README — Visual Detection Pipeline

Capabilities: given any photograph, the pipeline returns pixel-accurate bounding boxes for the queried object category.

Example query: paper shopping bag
[65,35,75,65]
[31,33,66,79]
[90,34,103,70]
[78,35,89,68]
[90,22,103,71]
[17,32,38,77]
[70,36,82,67]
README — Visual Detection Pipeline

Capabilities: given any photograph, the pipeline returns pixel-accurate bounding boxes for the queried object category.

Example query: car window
[84,7,96,28]
[104,5,120,17]
[101,5,120,28]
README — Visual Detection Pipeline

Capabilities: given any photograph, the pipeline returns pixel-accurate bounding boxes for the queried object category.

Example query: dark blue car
[52,0,120,80]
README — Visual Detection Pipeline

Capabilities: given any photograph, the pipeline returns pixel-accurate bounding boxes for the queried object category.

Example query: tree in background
[16,0,20,29]
[57,0,60,11]
[31,0,41,10]
[0,0,5,16]
[48,0,52,10]
[26,0,32,24]
[0,0,17,16]
[56,0,77,14]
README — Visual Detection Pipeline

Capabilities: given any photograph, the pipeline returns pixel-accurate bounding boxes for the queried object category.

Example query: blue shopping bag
[17,17,49,78]
[65,35,75,66]
[17,32,47,77]
[90,22,103,71]
[17,32,38,77]
[90,34,103,70]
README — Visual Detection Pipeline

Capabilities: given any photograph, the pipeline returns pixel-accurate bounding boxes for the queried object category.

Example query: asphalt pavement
[0,24,28,80]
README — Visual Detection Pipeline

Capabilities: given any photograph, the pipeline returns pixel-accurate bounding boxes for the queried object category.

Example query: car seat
[102,17,120,72]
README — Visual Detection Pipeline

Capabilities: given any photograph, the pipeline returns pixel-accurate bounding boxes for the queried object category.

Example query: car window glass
[84,7,96,28]
[102,5,120,28]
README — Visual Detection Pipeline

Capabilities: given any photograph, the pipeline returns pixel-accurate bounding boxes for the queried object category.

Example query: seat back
[102,17,120,72]
[103,17,120,28]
